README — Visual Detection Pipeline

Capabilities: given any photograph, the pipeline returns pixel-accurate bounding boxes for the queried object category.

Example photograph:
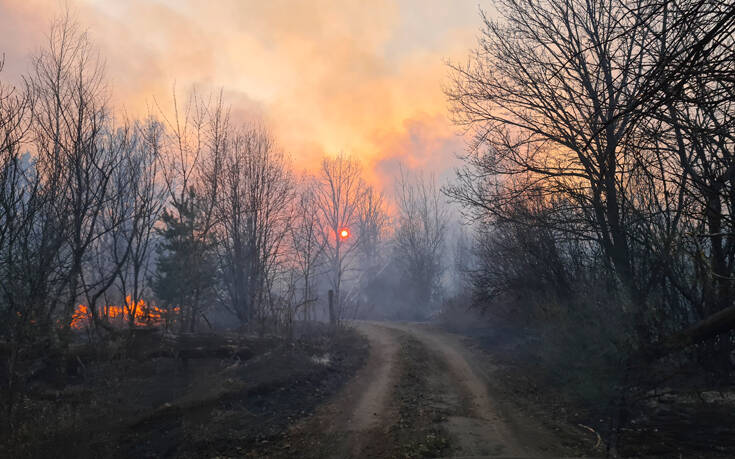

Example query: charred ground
[0,324,367,459]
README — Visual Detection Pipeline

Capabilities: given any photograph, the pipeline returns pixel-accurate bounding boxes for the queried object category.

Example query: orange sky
[0,0,487,187]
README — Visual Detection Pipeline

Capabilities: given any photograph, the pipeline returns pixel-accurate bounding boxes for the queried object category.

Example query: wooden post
[328,289,335,326]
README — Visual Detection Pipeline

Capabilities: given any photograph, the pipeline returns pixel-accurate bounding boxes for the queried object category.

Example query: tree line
[0,12,451,434]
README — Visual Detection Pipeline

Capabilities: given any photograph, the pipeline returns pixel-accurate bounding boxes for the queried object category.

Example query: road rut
[289,321,569,458]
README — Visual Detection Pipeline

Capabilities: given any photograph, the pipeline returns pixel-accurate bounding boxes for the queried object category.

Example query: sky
[0,0,487,189]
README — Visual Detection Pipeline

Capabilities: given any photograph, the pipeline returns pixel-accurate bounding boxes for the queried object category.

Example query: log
[640,304,735,363]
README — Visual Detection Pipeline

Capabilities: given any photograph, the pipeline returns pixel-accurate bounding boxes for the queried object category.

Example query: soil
[256,321,593,458]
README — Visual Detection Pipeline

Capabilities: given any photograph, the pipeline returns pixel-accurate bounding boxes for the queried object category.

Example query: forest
[444,0,735,455]
[2,0,735,457]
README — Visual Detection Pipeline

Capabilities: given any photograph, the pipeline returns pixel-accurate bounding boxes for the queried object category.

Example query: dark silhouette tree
[153,187,216,332]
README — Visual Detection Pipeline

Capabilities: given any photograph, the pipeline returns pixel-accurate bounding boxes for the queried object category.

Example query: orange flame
[70,296,180,329]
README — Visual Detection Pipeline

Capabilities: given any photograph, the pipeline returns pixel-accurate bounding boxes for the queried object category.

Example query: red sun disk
[339,228,350,239]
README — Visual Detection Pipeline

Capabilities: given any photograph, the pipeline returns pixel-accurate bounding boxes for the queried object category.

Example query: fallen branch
[641,304,735,363]
[578,423,602,450]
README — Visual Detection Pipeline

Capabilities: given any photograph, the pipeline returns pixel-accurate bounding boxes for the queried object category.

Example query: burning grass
[70,296,181,330]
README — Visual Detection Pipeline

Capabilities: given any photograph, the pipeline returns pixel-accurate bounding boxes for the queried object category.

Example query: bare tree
[445,0,675,341]
[116,119,166,326]
[394,166,448,316]
[446,2,735,452]
[206,123,294,329]
[636,0,735,369]
[358,185,388,273]
[0,56,34,290]
[77,119,165,331]
[289,177,326,321]
[30,12,115,341]
[354,185,388,317]
[77,124,137,333]
[314,154,366,324]
[0,54,37,433]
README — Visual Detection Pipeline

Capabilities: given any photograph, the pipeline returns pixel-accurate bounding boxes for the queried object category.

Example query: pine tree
[153,188,216,332]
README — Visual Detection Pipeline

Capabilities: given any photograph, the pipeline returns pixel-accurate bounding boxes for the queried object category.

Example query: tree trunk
[328,289,335,327]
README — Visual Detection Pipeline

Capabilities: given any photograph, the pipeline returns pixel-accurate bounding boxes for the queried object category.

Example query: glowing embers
[70,296,179,329]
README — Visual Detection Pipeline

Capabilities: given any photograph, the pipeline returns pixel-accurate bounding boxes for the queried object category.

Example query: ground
[439,316,735,458]
[2,321,620,458]
[253,321,597,458]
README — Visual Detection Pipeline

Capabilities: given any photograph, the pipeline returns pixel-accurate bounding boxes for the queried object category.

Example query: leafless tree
[314,154,366,324]
[77,119,165,330]
[0,53,37,433]
[30,12,115,341]
[394,166,448,315]
[634,0,735,368]
[206,123,294,329]
[116,119,166,326]
[0,56,34,293]
[289,177,326,321]
[358,186,388,273]
[353,185,389,316]
[444,0,685,342]
[77,124,138,333]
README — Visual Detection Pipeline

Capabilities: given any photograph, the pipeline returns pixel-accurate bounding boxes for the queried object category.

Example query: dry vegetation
[1,325,367,458]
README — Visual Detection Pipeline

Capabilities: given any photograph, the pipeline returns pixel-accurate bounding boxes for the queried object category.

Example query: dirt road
[287,321,578,458]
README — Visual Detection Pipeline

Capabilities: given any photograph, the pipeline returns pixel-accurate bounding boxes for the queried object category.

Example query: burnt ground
[1,325,368,459]
[440,314,735,458]
[437,323,606,457]
[11,317,731,458]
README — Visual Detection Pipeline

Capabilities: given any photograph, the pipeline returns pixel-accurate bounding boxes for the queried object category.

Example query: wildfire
[70,296,179,329]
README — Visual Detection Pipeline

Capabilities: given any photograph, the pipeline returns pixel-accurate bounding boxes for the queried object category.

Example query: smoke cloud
[0,0,482,186]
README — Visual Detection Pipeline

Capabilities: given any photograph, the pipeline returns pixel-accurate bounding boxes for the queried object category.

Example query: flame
[70,296,180,329]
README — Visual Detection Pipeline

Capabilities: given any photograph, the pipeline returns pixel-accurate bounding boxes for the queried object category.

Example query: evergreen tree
[153,187,216,332]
